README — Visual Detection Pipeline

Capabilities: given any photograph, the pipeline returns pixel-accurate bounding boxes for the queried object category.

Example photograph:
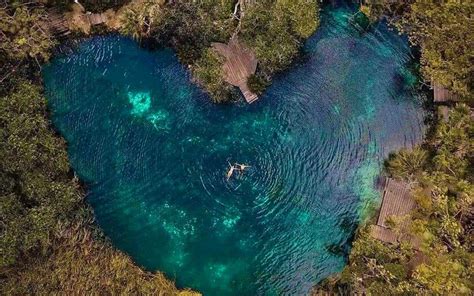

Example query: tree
[193,48,232,103]
[386,147,428,181]
[397,1,474,100]
[118,0,164,41]
[247,74,269,95]
[241,0,319,74]
[0,4,55,63]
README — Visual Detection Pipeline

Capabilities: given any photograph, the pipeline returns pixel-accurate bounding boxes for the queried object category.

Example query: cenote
[44,7,425,296]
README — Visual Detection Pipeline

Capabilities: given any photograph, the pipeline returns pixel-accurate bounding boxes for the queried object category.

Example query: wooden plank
[371,178,420,248]
[432,81,459,102]
[371,225,398,244]
[212,38,258,103]
[87,13,107,26]
[376,178,414,228]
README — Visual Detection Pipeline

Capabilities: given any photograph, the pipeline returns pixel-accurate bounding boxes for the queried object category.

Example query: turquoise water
[44,8,424,296]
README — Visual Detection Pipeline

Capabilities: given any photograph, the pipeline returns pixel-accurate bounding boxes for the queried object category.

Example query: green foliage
[275,0,319,39]
[247,74,269,95]
[431,104,472,179]
[152,0,234,65]
[0,81,79,267]
[414,255,471,295]
[359,0,412,23]
[193,48,232,103]
[0,5,55,62]
[398,1,473,100]
[338,228,414,294]
[241,0,319,74]
[119,1,163,40]
[386,147,428,181]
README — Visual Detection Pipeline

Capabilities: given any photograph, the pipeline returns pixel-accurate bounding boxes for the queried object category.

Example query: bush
[0,81,79,267]
[241,0,319,74]
[386,147,428,181]
[247,74,269,95]
[193,48,232,103]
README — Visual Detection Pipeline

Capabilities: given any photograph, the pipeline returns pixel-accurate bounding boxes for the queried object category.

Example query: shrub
[386,147,428,181]
[247,74,269,95]
[193,48,232,103]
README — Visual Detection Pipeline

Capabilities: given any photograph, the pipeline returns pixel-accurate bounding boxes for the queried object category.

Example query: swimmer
[226,162,237,180]
[235,163,251,171]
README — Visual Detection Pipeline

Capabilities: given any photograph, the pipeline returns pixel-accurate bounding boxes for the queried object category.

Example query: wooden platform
[86,13,107,26]
[432,81,459,102]
[212,38,258,103]
[43,8,108,38]
[371,178,419,247]
[43,9,71,37]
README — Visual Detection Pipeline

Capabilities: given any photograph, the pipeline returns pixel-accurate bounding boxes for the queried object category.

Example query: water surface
[44,8,424,296]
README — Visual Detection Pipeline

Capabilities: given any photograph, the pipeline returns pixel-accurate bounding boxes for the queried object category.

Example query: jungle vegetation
[361,0,473,102]
[1,1,472,295]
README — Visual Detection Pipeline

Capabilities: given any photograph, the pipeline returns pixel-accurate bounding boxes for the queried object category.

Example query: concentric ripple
[43,7,425,296]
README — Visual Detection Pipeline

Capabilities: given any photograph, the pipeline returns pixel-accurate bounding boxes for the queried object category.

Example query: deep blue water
[44,8,424,296]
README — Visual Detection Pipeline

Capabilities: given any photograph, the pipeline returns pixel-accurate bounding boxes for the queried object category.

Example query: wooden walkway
[371,178,419,247]
[86,13,107,26]
[432,81,459,102]
[43,9,71,37]
[43,4,108,37]
[212,38,258,103]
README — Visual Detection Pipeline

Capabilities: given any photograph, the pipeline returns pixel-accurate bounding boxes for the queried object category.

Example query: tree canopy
[361,0,473,102]
[0,4,55,62]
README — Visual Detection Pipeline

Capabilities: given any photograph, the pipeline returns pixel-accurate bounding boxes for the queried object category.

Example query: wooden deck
[43,9,71,37]
[371,178,419,247]
[86,13,107,26]
[432,81,459,102]
[40,4,107,37]
[212,38,258,103]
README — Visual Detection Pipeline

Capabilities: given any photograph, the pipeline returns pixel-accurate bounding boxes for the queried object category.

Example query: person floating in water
[226,162,251,180]
[226,162,237,180]
[235,163,251,173]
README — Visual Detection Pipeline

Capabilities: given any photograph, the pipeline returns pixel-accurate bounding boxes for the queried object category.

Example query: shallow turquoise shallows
[44,7,424,296]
